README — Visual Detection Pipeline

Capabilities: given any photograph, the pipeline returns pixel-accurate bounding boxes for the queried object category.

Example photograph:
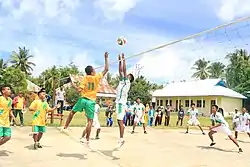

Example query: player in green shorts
[62,52,109,147]
[0,85,15,146]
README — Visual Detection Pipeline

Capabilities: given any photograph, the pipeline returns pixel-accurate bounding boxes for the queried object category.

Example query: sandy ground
[0,126,250,167]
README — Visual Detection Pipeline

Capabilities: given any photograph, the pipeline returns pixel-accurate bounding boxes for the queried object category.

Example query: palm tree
[10,47,36,75]
[0,58,8,69]
[209,62,225,79]
[192,58,211,80]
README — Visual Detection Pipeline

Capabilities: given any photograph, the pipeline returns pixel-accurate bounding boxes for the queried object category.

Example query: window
[191,100,193,105]
[169,100,172,106]
[166,100,168,106]
[160,100,163,106]
[197,100,205,108]
[157,100,159,106]
[185,100,189,107]
[211,100,216,105]
[197,100,202,108]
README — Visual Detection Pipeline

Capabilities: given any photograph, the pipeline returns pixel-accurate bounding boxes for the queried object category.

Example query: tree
[0,67,27,94]
[65,87,80,106]
[128,76,153,104]
[192,58,211,80]
[225,49,250,94]
[0,58,7,70]
[10,47,35,75]
[209,62,225,78]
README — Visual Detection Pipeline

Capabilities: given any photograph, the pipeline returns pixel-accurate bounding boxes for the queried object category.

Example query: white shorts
[116,103,126,121]
[134,114,145,124]
[212,125,232,136]
[92,119,101,129]
[236,125,250,133]
[187,118,200,126]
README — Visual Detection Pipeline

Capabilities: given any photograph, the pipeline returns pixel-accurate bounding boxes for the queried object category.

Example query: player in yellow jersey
[29,88,58,150]
[13,92,26,126]
[62,52,109,147]
[0,85,15,146]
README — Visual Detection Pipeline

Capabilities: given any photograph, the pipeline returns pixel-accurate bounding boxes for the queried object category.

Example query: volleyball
[117,37,127,46]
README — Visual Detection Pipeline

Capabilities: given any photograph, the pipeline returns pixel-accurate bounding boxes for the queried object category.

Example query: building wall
[220,97,242,117]
[155,96,243,116]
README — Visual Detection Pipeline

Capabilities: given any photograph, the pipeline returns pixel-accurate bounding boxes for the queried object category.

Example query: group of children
[0,52,249,153]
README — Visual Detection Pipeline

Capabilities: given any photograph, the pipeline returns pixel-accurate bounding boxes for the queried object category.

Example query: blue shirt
[148,109,155,117]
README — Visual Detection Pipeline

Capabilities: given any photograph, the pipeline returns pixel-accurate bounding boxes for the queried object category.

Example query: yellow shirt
[15,97,25,110]
[80,72,103,101]
[29,99,51,126]
[0,96,12,127]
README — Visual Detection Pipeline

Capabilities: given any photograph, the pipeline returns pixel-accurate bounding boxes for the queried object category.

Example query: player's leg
[93,119,101,139]
[247,132,250,138]
[180,118,183,126]
[0,127,11,146]
[226,128,242,152]
[197,125,205,135]
[32,126,39,149]
[208,130,216,146]
[19,109,24,126]
[234,131,238,139]
[195,119,205,135]
[116,103,125,139]
[37,126,45,148]
[132,116,139,134]
[63,98,83,130]
[13,109,18,126]
[185,120,191,133]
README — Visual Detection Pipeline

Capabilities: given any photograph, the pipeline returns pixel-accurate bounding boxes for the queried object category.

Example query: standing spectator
[12,92,26,126]
[155,107,162,126]
[56,86,65,114]
[159,106,164,125]
[10,93,15,126]
[105,105,114,126]
[148,105,155,126]
[164,104,171,126]
[125,102,132,126]
[144,104,149,126]
[176,105,185,126]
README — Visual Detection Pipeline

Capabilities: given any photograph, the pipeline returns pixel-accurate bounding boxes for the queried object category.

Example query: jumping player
[185,103,205,135]
[131,97,147,134]
[208,104,243,153]
[61,52,109,147]
[0,85,15,146]
[234,107,250,139]
[81,98,101,140]
[115,53,134,148]
[29,88,58,150]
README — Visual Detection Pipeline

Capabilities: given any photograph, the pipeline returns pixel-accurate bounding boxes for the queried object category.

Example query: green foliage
[128,76,153,104]
[0,67,27,94]
[65,87,80,105]
[192,58,211,80]
[209,62,225,79]
[10,46,35,75]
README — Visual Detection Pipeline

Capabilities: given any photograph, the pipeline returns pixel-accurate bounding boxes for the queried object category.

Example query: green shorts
[32,126,46,133]
[72,97,96,119]
[0,127,11,137]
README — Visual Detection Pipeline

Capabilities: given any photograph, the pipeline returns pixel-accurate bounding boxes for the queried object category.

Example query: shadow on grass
[24,144,52,150]
[197,146,237,153]
[56,153,87,160]
[0,150,13,156]
[98,148,120,160]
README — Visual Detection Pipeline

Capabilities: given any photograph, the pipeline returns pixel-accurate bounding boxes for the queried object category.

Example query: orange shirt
[79,72,103,101]
[14,96,25,110]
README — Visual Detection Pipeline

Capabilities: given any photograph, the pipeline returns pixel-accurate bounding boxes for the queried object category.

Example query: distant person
[176,105,185,126]
[12,92,26,126]
[125,102,133,126]
[234,107,250,139]
[148,105,155,126]
[56,86,65,114]
[106,105,114,127]
[155,107,162,126]
[164,104,171,126]
[185,103,205,135]
[232,108,240,131]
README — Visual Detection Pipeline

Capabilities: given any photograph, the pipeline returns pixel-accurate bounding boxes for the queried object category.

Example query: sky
[1,0,250,84]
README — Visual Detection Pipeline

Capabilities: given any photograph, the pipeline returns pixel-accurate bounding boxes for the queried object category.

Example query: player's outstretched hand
[104,52,109,59]
[121,53,125,59]
[118,54,121,60]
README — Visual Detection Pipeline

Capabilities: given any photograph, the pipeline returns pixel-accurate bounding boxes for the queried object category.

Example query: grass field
[20,109,234,129]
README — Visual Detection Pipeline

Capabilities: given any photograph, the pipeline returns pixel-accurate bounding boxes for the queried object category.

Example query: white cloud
[94,0,141,21]
[216,0,250,21]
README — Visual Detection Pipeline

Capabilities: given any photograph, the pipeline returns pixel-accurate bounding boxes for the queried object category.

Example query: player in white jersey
[235,107,250,139]
[115,53,134,148]
[232,108,240,131]
[185,103,205,135]
[80,99,101,141]
[131,97,147,134]
[208,105,243,153]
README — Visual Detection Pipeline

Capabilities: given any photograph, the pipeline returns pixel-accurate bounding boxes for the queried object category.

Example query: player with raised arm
[61,52,109,147]
[115,53,134,148]
[208,105,243,153]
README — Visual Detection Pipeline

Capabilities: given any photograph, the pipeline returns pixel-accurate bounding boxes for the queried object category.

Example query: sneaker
[202,132,206,135]
[116,140,125,149]
[80,138,90,148]
[37,143,42,148]
[239,148,243,153]
[60,127,69,133]
[185,131,188,134]
[95,136,100,140]
[144,131,147,134]
[131,131,135,134]
[34,143,38,150]
[210,142,216,147]
[20,124,24,127]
